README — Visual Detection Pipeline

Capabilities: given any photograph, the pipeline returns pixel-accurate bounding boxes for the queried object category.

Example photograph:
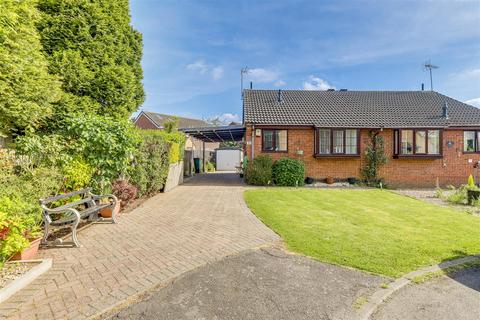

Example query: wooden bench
[39,188,118,247]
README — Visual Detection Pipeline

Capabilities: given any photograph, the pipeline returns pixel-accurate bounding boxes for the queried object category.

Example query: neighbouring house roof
[243,90,480,128]
[137,111,210,129]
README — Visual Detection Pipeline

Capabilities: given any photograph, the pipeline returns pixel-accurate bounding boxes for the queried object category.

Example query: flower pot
[11,238,42,261]
[347,177,357,185]
[467,190,480,205]
[99,200,121,218]
[326,177,334,185]
[305,177,314,185]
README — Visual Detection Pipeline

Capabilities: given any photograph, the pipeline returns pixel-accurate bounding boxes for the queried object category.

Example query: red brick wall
[245,126,480,188]
[134,114,159,129]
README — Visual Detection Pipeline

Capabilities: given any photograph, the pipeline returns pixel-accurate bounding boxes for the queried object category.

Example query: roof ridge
[244,89,435,93]
[143,111,206,122]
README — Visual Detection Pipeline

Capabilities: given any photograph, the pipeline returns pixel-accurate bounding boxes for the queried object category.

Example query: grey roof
[142,111,209,129]
[243,90,480,128]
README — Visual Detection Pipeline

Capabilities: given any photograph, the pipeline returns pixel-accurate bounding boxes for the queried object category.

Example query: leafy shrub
[14,134,66,169]
[60,114,140,192]
[447,186,468,205]
[205,161,215,172]
[62,158,94,191]
[0,165,62,219]
[245,155,273,186]
[0,210,30,267]
[272,158,305,186]
[164,118,179,133]
[169,141,180,164]
[139,130,186,164]
[129,131,170,196]
[0,196,42,238]
[112,179,138,209]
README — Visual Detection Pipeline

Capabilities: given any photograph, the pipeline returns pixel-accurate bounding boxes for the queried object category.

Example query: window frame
[393,128,443,158]
[261,129,288,152]
[463,130,480,154]
[315,128,360,157]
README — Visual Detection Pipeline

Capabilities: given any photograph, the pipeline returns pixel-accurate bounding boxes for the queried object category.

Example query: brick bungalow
[243,90,480,188]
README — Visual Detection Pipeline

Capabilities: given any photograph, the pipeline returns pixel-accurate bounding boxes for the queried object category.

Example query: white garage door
[216,149,242,171]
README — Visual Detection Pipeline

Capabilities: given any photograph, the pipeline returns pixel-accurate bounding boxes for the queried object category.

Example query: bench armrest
[41,207,81,224]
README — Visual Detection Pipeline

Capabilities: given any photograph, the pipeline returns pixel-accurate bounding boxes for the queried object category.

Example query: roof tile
[243,90,480,128]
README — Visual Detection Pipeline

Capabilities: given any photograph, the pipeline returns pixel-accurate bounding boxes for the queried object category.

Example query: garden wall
[164,160,184,192]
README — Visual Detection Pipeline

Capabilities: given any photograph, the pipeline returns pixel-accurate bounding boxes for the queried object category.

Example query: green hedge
[244,156,305,187]
[272,158,305,186]
[139,130,185,164]
[128,129,186,197]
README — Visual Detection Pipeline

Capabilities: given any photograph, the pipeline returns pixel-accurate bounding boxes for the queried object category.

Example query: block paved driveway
[0,173,279,320]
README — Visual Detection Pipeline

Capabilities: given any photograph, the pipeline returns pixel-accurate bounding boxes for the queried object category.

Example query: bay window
[394,129,441,156]
[262,129,287,152]
[464,131,480,153]
[332,130,344,154]
[316,128,359,156]
[318,129,331,154]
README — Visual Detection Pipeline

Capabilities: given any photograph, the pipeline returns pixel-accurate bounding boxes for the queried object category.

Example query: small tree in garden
[37,0,144,120]
[164,118,179,133]
[0,0,62,136]
[245,155,274,186]
[362,130,388,186]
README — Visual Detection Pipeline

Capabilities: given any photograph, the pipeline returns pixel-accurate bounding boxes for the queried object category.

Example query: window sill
[394,154,443,159]
[314,154,360,158]
[463,152,480,155]
[262,150,288,153]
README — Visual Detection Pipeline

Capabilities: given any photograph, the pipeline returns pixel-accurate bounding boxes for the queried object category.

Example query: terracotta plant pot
[99,200,121,218]
[326,177,334,185]
[11,238,42,261]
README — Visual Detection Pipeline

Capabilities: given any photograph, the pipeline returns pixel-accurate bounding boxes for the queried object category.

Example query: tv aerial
[423,60,439,91]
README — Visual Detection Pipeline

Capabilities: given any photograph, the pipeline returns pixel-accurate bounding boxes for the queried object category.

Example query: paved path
[113,247,384,320]
[0,173,279,320]
[373,267,480,320]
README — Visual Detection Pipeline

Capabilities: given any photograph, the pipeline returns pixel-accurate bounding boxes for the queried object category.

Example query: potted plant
[99,199,121,218]
[0,211,42,262]
[466,175,480,205]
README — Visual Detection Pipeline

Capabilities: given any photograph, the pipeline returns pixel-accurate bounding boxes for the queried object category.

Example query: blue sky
[130,0,480,122]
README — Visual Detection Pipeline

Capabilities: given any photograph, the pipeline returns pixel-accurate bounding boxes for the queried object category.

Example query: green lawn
[244,189,480,278]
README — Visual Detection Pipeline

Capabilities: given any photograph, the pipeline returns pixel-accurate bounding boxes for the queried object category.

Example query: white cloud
[453,68,480,81]
[465,98,480,108]
[303,76,335,91]
[274,80,286,87]
[246,68,279,83]
[211,66,224,80]
[186,60,208,74]
[219,113,241,124]
[186,60,224,80]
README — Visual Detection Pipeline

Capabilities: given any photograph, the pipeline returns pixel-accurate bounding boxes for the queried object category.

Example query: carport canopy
[181,125,245,142]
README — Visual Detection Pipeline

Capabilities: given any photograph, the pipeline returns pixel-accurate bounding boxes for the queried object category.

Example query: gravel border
[0,259,52,304]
